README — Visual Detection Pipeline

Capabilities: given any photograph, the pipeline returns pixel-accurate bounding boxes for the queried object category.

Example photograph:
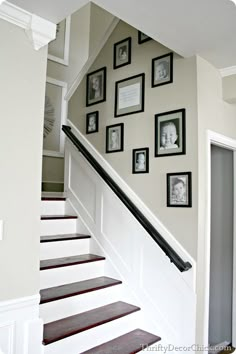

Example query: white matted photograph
[86,67,106,107]
[113,37,131,69]
[152,52,173,87]
[106,123,124,153]
[167,172,192,207]
[132,148,149,174]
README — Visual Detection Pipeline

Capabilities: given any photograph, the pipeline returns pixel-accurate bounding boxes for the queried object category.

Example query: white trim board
[202,130,236,347]
[66,119,196,290]
[0,1,56,50]
[220,66,236,77]
[65,17,119,101]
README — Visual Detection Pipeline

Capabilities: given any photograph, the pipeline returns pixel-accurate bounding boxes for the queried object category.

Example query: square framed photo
[138,31,152,44]
[106,123,124,153]
[167,172,192,207]
[115,73,145,117]
[86,111,99,134]
[86,67,106,107]
[132,148,149,174]
[155,108,186,157]
[114,37,131,69]
[152,52,173,87]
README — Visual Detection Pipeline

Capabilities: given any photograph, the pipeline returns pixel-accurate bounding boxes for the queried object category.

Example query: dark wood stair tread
[41,215,77,220]
[81,329,161,354]
[41,197,66,201]
[40,276,122,304]
[40,234,91,243]
[43,301,140,345]
[40,254,105,270]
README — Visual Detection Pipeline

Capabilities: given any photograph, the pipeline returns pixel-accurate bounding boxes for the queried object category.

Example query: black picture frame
[86,67,106,107]
[113,37,131,69]
[86,111,99,134]
[106,123,124,153]
[115,73,145,117]
[167,172,192,207]
[138,31,152,44]
[155,108,186,157]
[152,52,173,88]
[132,147,149,174]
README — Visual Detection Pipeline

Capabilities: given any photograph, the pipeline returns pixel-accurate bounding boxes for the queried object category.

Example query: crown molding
[220,66,236,77]
[0,1,56,50]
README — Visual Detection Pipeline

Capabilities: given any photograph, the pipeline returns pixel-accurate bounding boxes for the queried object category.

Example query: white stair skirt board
[40,239,90,260]
[40,219,77,236]
[41,201,65,216]
[40,261,105,289]
[43,311,141,354]
[40,284,124,323]
[0,294,42,354]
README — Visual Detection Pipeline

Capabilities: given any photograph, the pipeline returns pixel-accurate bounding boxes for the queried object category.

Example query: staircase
[40,196,161,353]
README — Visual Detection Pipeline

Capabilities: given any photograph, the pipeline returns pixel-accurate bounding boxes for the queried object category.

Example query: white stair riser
[40,261,105,289]
[40,284,123,323]
[41,201,65,216]
[40,239,90,260]
[43,311,141,354]
[40,219,77,236]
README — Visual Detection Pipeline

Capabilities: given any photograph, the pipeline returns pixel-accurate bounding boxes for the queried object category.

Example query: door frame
[203,130,236,346]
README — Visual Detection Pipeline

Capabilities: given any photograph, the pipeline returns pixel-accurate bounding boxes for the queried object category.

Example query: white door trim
[203,130,236,346]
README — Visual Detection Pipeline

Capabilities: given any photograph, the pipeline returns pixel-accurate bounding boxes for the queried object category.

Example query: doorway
[209,144,234,347]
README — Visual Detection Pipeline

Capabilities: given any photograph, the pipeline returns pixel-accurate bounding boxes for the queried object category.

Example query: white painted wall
[68,20,199,259]
[0,19,47,301]
[196,56,236,347]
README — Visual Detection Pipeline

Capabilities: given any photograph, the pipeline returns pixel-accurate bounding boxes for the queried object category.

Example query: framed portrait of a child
[86,111,99,134]
[86,67,106,107]
[155,108,186,157]
[132,148,149,174]
[167,172,192,207]
[152,52,173,87]
[106,123,124,153]
[114,37,131,69]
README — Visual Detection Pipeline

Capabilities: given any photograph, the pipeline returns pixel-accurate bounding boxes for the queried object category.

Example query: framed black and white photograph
[106,123,124,153]
[114,37,131,69]
[86,67,106,107]
[167,172,192,207]
[152,52,173,87]
[155,108,186,157]
[138,31,152,44]
[115,73,145,117]
[48,16,71,66]
[86,111,99,134]
[132,148,149,174]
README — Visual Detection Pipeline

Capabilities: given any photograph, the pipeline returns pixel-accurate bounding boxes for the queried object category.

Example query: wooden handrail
[62,125,192,272]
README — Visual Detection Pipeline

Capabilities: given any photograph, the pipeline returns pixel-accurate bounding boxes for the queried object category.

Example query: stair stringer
[64,132,197,349]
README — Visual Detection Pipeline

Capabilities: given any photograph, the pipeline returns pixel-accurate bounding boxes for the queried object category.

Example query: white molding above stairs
[220,65,236,77]
[65,17,120,101]
[0,0,56,50]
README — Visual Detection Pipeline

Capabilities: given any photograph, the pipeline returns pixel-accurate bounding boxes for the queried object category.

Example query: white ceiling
[8,0,236,69]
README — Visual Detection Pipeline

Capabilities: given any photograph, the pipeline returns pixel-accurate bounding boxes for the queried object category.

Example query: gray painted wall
[209,144,233,344]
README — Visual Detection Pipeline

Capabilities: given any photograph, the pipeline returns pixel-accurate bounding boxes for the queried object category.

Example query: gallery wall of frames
[69,21,198,257]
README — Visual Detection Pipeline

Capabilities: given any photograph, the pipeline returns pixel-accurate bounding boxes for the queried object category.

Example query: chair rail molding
[0,1,56,50]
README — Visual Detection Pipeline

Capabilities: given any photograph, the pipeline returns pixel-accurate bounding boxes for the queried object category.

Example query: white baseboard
[0,294,43,354]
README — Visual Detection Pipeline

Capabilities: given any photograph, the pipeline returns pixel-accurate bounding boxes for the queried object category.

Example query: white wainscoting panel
[64,134,197,347]
[0,295,43,354]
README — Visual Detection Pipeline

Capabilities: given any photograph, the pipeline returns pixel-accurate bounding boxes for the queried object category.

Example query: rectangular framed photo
[138,31,152,44]
[152,52,173,87]
[167,172,192,207]
[86,111,99,134]
[132,148,149,174]
[155,108,186,157]
[48,16,71,66]
[86,67,106,107]
[115,73,145,117]
[114,37,131,69]
[106,123,124,153]
[43,77,67,158]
